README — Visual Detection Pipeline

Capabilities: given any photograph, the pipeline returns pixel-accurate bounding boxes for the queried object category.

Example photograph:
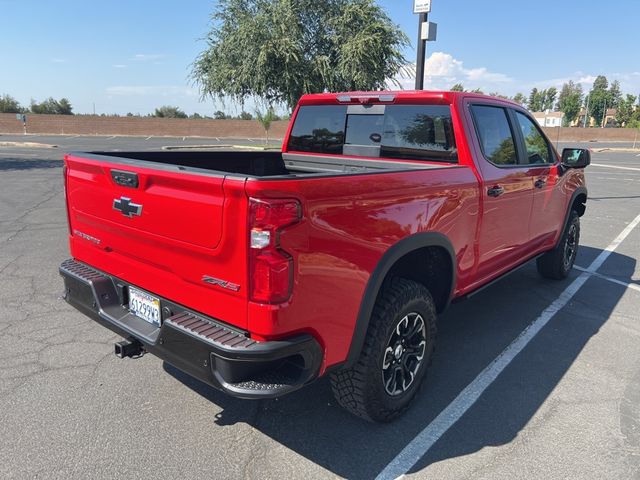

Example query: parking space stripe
[376,211,640,480]
[574,266,640,293]
[591,163,640,172]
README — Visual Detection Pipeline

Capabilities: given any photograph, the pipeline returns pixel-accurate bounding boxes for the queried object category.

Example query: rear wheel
[330,278,436,422]
[537,210,580,279]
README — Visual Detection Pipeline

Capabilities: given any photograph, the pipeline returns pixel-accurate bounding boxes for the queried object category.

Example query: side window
[514,112,553,164]
[470,105,518,166]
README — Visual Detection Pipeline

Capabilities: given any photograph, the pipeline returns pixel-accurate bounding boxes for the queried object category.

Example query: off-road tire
[537,210,580,279]
[330,277,437,422]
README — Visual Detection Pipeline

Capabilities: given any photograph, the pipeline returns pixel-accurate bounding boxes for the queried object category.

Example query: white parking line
[106,136,117,140]
[145,136,153,140]
[591,163,640,172]
[376,212,640,480]
[574,265,640,293]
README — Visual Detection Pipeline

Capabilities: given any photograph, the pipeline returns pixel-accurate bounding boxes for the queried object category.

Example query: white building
[532,110,565,127]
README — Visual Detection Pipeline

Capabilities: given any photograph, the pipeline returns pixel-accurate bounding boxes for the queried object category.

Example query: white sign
[414,0,431,14]
[421,22,438,41]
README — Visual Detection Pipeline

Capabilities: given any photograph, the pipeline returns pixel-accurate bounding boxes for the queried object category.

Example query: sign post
[16,113,27,135]
[413,0,436,90]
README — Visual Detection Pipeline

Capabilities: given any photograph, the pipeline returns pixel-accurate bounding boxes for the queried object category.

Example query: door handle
[535,179,547,189]
[487,186,505,197]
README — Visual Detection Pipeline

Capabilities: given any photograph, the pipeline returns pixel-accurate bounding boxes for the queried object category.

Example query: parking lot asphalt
[0,136,639,479]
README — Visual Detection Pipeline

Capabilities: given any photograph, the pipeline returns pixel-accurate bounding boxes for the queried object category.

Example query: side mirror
[561,148,591,169]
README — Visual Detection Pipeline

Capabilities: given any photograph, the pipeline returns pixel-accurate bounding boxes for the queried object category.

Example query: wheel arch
[343,232,456,367]
[555,186,587,249]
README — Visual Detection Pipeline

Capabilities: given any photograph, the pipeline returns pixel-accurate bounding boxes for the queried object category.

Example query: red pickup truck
[60,91,589,422]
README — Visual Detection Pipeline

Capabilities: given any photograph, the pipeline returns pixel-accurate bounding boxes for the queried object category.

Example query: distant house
[575,108,590,127]
[532,110,564,127]
[574,107,618,127]
[603,108,617,127]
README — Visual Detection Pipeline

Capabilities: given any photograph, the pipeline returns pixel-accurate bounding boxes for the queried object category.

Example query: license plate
[129,287,161,327]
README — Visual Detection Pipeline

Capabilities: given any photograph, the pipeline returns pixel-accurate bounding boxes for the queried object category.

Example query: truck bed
[79,150,453,178]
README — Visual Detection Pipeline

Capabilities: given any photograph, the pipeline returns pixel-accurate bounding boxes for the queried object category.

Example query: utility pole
[415,11,428,90]
[413,1,437,90]
[583,94,590,128]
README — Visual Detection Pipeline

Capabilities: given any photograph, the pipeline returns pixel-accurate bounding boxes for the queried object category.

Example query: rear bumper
[59,259,323,399]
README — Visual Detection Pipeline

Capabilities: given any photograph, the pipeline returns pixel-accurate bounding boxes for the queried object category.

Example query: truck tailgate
[64,153,249,328]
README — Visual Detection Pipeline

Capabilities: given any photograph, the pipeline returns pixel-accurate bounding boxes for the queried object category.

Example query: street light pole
[415,12,428,90]
[583,94,590,128]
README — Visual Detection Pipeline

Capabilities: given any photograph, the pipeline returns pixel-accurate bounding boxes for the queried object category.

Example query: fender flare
[556,186,587,248]
[343,232,456,367]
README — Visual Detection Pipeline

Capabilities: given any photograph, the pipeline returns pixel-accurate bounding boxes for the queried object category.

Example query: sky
[1,0,639,116]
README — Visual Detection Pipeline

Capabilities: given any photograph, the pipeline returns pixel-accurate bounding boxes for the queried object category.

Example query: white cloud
[132,54,166,61]
[112,64,127,69]
[390,52,513,92]
[106,85,198,97]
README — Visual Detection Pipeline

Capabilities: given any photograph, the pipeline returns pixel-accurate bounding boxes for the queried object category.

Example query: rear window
[288,104,457,162]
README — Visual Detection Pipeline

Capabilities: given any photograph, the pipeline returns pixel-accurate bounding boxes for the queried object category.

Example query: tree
[542,87,557,111]
[528,88,543,111]
[615,94,638,127]
[191,0,408,110]
[557,81,583,126]
[609,80,622,109]
[30,97,73,115]
[450,83,464,92]
[588,75,610,127]
[238,111,253,120]
[0,94,23,113]
[57,98,73,115]
[512,93,526,105]
[470,88,484,94]
[190,112,203,119]
[255,107,278,144]
[153,105,187,118]
[214,110,228,120]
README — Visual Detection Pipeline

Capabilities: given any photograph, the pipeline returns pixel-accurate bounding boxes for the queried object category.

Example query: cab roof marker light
[378,95,396,102]
[336,95,352,103]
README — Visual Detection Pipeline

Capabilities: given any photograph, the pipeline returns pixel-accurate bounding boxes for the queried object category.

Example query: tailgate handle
[111,170,139,188]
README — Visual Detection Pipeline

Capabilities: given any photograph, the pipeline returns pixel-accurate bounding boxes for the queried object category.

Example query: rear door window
[470,105,518,166]
[288,104,457,162]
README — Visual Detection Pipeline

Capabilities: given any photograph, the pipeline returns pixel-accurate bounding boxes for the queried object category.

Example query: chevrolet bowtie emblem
[113,197,143,217]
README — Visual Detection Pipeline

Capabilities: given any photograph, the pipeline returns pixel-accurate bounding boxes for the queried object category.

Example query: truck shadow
[164,245,634,479]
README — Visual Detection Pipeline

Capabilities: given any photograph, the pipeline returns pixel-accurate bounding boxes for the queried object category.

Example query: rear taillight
[248,197,301,304]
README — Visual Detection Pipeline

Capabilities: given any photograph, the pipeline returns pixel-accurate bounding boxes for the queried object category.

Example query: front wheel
[537,210,580,279]
[330,278,437,422]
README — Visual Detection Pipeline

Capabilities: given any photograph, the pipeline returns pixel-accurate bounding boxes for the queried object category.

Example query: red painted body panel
[63,91,586,375]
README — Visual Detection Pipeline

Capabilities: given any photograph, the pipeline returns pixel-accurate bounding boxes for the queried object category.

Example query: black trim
[454,253,545,303]
[59,259,323,399]
[67,150,464,183]
[556,187,588,248]
[344,232,456,367]
[468,103,559,169]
